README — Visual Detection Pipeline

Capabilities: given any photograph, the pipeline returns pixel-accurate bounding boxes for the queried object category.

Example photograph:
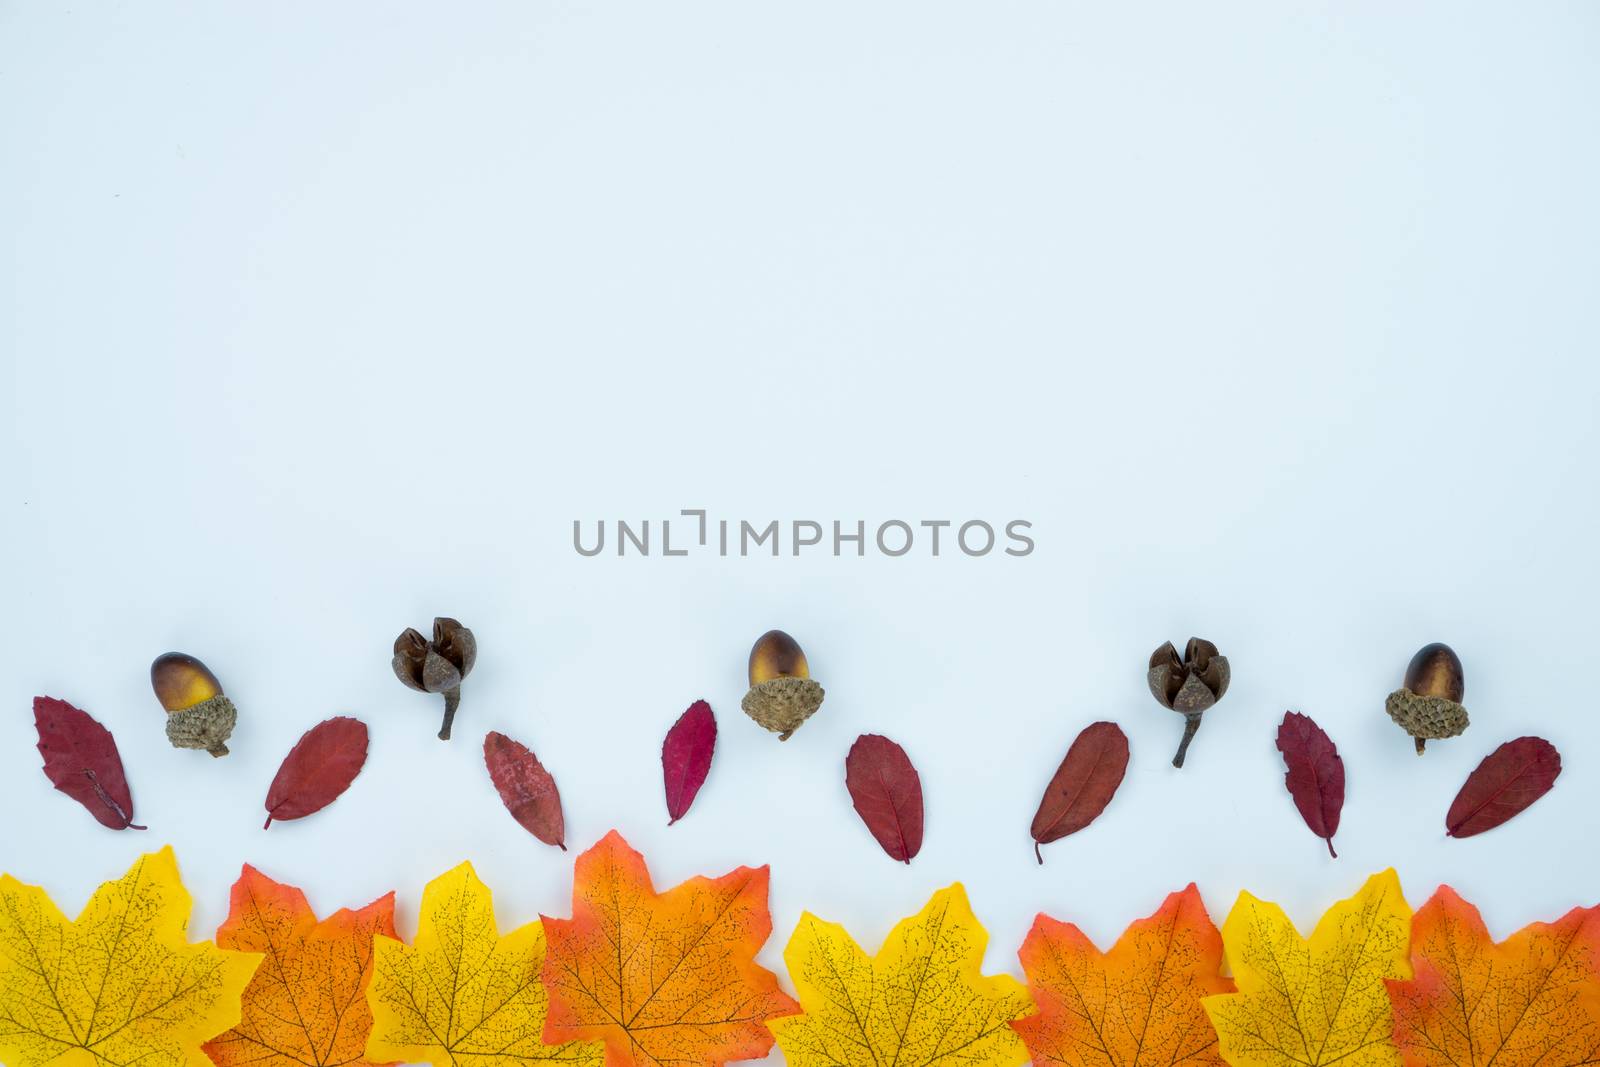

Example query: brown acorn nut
[1147,637,1230,768]
[1385,642,1469,755]
[392,617,476,740]
[741,629,824,740]
[151,652,236,757]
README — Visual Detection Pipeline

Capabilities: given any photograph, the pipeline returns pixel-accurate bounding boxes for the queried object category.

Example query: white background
[4,3,1599,1063]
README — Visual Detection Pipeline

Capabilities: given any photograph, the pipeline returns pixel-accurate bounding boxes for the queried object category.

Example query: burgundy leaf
[662,699,716,825]
[484,730,566,850]
[845,733,924,864]
[1276,711,1345,858]
[263,717,369,829]
[1029,721,1128,864]
[34,696,144,831]
[1446,736,1562,839]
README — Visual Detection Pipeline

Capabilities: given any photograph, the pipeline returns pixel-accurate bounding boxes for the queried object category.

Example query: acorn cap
[164,694,237,757]
[1385,688,1469,754]
[741,677,825,741]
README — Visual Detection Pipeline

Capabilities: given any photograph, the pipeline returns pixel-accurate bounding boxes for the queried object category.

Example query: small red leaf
[263,717,369,829]
[844,733,924,864]
[34,696,144,830]
[1446,736,1561,839]
[662,700,716,825]
[484,730,566,850]
[1276,711,1344,858]
[1029,721,1128,864]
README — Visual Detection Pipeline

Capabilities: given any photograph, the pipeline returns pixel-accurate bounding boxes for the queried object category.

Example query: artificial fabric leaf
[844,733,925,863]
[1276,711,1344,858]
[1445,736,1561,838]
[1388,886,1600,1067]
[662,699,716,825]
[264,716,370,828]
[365,862,602,1067]
[1203,870,1412,1067]
[1030,720,1129,864]
[33,695,144,830]
[771,884,1032,1067]
[484,730,567,849]
[0,846,260,1067]
[541,830,797,1066]
[1013,884,1234,1067]
[204,865,396,1067]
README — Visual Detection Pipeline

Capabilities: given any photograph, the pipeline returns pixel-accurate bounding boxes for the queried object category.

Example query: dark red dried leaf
[1029,721,1128,864]
[1447,736,1562,839]
[1276,711,1345,858]
[484,730,566,850]
[34,696,143,831]
[662,699,716,825]
[845,733,924,864]
[263,716,369,829]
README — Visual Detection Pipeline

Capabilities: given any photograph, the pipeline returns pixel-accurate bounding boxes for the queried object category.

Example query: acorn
[1386,642,1469,755]
[151,652,237,757]
[392,617,476,740]
[1147,637,1230,768]
[741,630,825,740]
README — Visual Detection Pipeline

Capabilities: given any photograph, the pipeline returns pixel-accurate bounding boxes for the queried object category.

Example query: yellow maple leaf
[0,846,261,1067]
[770,883,1033,1067]
[363,861,603,1067]
[1203,870,1413,1067]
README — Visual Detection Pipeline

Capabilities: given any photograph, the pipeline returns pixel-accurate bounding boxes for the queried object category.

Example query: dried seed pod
[151,652,236,757]
[1385,642,1469,755]
[392,617,476,740]
[741,629,824,740]
[1146,637,1230,768]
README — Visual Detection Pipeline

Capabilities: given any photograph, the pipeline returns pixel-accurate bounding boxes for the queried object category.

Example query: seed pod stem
[1172,714,1202,768]
[438,687,461,741]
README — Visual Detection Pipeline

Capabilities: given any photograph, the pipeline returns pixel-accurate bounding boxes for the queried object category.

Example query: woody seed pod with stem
[1385,642,1469,754]
[741,629,825,740]
[1147,637,1230,768]
[393,617,476,740]
[151,652,237,757]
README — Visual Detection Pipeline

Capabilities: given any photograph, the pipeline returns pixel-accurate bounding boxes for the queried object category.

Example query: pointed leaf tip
[662,699,716,825]
[845,733,925,863]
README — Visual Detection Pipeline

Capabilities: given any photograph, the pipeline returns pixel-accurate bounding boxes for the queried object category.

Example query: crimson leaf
[1029,721,1128,864]
[1275,711,1344,858]
[845,733,924,864]
[1447,736,1561,838]
[34,696,144,830]
[263,716,369,828]
[484,730,566,849]
[662,699,716,825]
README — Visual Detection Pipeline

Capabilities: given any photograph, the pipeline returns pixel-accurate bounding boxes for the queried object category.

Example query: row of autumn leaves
[4,838,1597,1067]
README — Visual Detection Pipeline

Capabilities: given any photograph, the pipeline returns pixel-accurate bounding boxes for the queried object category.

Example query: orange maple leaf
[1388,886,1600,1067]
[1014,884,1234,1067]
[204,865,397,1067]
[539,830,799,1067]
